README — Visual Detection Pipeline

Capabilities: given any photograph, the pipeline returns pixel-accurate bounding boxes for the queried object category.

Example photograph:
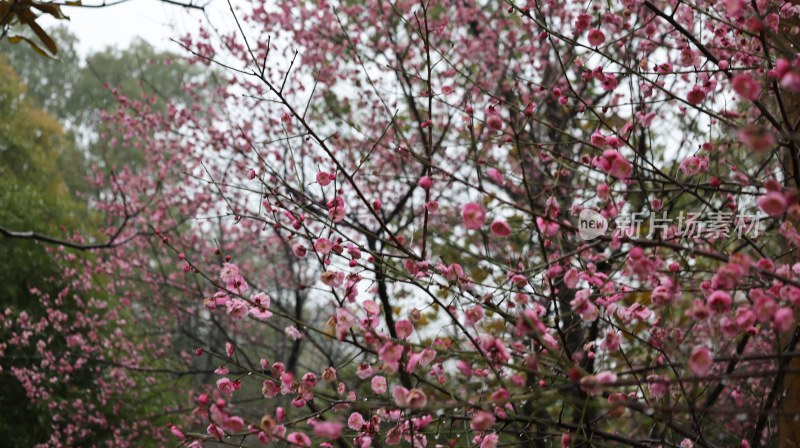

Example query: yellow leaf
[32,2,68,20]
[8,35,49,58]
[625,291,652,305]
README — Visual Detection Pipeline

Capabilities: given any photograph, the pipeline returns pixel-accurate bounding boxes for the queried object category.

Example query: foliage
[0,0,77,58]
[0,47,193,446]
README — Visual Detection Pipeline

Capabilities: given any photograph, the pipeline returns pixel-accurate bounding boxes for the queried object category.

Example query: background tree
[0,30,212,447]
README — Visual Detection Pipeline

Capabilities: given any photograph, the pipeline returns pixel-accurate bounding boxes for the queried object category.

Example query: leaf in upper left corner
[8,35,50,58]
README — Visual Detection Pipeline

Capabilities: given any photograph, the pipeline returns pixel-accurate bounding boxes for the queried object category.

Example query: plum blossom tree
[8,0,800,446]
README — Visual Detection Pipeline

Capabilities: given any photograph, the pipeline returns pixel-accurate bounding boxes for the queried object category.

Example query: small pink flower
[486,167,503,184]
[470,411,496,431]
[462,203,487,230]
[392,385,409,407]
[481,434,499,448]
[441,85,454,95]
[207,423,225,439]
[599,330,621,352]
[679,156,708,176]
[419,348,436,366]
[314,238,333,255]
[317,171,334,186]
[418,176,432,190]
[395,319,413,339]
[327,197,346,222]
[363,300,380,315]
[405,388,428,409]
[686,86,706,105]
[348,412,365,430]
[356,364,374,379]
[292,243,307,258]
[465,305,485,325]
[379,342,404,371]
[587,28,605,46]
[575,14,591,32]
[596,183,610,199]
[287,432,312,447]
[406,352,425,373]
[425,200,439,213]
[249,307,273,320]
[314,422,343,439]
[688,346,713,376]
[320,270,345,288]
[251,292,271,308]
[262,380,278,398]
[167,423,186,439]
[647,375,670,398]
[652,286,676,306]
[285,326,303,340]
[781,72,800,92]
[758,192,788,217]
[707,290,732,314]
[226,299,248,320]
[371,375,387,394]
[220,262,239,284]
[392,386,428,409]
[223,416,245,433]
[580,371,617,395]
[774,307,794,333]
[724,0,744,14]
[570,289,598,322]
[386,425,402,445]
[732,74,759,100]
[600,74,618,92]
[739,126,775,151]
[524,101,536,115]
[591,130,607,147]
[490,219,512,237]
[485,107,503,130]
[735,308,756,331]
[592,150,632,179]
[564,269,579,289]
[217,377,235,396]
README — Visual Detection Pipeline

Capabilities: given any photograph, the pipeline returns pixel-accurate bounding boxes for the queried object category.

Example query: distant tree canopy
[0,54,86,305]
[0,53,89,447]
[1,26,208,177]
[0,29,211,446]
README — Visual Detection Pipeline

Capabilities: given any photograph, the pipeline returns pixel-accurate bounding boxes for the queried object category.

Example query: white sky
[40,0,237,57]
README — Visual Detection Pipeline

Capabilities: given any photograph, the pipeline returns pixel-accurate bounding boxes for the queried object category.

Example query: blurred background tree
[0,27,209,446]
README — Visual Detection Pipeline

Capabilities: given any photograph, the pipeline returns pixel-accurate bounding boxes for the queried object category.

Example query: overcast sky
[40,0,232,57]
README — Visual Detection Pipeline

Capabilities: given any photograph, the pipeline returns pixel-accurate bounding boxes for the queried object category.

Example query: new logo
[578,209,608,241]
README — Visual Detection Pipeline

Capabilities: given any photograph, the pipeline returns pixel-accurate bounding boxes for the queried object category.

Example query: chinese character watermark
[577,210,765,241]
